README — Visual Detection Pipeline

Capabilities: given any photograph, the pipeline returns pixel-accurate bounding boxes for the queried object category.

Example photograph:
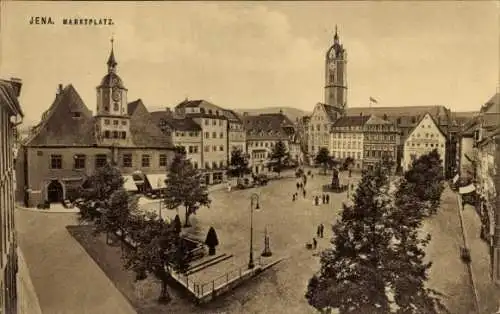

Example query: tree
[268,140,289,177]
[94,188,138,246]
[78,163,124,225]
[228,149,250,178]
[204,226,219,256]
[306,162,394,313]
[123,212,190,303]
[403,149,445,216]
[306,159,446,313]
[163,151,211,227]
[315,147,331,175]
[342,156,355,171]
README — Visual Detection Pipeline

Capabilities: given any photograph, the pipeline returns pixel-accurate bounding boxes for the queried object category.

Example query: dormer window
[73,112,81,118]
[200,108,205,114]
[209,109,213,115]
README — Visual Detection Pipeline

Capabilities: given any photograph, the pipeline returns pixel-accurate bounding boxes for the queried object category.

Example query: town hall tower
[324,26,347,113]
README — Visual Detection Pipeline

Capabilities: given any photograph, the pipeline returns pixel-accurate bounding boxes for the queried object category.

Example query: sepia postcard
[0,1,499,314]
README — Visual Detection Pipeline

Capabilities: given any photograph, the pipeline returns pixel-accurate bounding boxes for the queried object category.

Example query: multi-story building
[296,115,310,163]
[242,112,294,174]
[470,92,500,284]
[402,113,446,173]
[222,109,246,156]
[363,115,399,171]
[151,109,202,171]
[347,105,456,177]
[330,115,369,170]
[1,78,24,314]
[174,100,228,184]
[17,41,175,206]
[308,27,347,161]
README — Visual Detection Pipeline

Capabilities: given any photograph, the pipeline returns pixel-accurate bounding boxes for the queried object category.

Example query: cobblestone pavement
[15,209,137,314]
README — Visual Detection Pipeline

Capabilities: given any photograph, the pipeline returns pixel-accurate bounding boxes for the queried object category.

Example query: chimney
[9,77,22,97]
[243,112,249,116]
[279,109,283,114]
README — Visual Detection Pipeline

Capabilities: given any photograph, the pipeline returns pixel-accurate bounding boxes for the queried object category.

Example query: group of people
[313,193,330,206]
[312,223,326,249]
[292,180,308,201]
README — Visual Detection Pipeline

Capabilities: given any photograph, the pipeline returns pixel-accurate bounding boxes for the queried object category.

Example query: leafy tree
[78,163,124,224]
[228,149,250,178]
[94,188,138,246]
[314,147,331,175]
[123,212,190,303]
[205,226,219,256]
[342,156,355,171]
[403,149,445,216]
[163,151,211,227]
[306,162,394,313]
[268,140,289,177]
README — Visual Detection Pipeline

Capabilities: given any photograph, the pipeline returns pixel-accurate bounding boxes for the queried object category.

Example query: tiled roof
[127,99,173,148]
[480,92,499,114]
[332,115,370,127]
[25,84,96,146]
[174,99,229,120]
[0,79,23,117]
[318,103,343,122]
[242,113,293,140]
[150,111,201,131]
[404,112,447,142]
[176,99,203,109]
[346,105,449,118]
[222,109,242,123]
[365,115,394,125]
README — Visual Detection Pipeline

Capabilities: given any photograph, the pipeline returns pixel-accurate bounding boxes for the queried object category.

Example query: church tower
[324,26,347,113]
[95,38,131,146]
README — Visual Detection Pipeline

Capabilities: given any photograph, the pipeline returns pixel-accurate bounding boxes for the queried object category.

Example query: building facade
[402,113,446,173]
[174,100,228,184]
[17,42,175,206]
[0,78,24,314]
[330,115,369,170]
[363,115,399,171]
[308,103,343,161]
[242,113,293,174]
[223,109,246,156]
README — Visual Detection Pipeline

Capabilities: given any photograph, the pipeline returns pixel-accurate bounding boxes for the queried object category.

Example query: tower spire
[334,25,339,43]
[107,36,117,72]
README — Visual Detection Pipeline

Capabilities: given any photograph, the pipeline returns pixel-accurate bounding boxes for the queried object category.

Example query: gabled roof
[365,115,394,125]
[150,111,201,132]
[0,79,23,117]
[314,103,343,122]
[332,115,370,128]
[174,99,229,119]
[25,84,96,146]
[480,92,499,114]
[346,106,450,128]
[222,109,242,123]
[176,99,204,109]
[242,113,294,140]
[127,99,173,148]
[404,112,447,143]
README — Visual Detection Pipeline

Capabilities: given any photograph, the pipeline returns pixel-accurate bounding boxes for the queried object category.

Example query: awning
[459,184,476,194]
[452,174,459,184]
[146,174,168,189]
[123,176,138,192]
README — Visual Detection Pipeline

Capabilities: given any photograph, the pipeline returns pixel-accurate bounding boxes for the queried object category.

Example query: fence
[171,256,264,298]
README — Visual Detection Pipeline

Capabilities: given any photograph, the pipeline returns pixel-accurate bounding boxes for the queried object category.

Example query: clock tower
[95,38,131,146]
[324,26,347,113]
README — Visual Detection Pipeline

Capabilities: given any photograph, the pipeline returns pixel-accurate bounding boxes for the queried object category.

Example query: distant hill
[235,107,311,122]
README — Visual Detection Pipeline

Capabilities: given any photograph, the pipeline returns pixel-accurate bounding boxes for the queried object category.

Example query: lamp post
[248,193,260,269]
[157,178,163,220]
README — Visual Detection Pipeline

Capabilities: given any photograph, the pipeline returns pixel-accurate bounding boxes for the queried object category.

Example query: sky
[1,1,498,125]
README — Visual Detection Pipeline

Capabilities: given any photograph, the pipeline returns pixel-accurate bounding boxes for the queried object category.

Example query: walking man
[296,182,300,190]
[316,225,321,238]
[326,194,330,204]
[322,194,326,204]
[313,237,317,249]
[303,189,307,198]
[320,224,324,238]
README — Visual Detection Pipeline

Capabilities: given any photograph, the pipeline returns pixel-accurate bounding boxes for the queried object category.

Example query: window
[219,145,224,151]
[219,120,222,126]
[205,162,210,169]
[121,120,127,125]
[212,161,217,169]
[142,154,151,167]
[204,145,210,152]
[159,154,167,167]
[189,146,193,154]
[113,120,119,125]
[74,154,86,169]
[265,142,269,148]
[209,109,213,115]
[176,132,180,137]
[219,161,224,169]
[95,154,107,168]
[113,131,119,138]
[205,132,209,138]
[212,132,217,138]
[114,103,119,111]
[50,154,62,169]
[212,145,217,152]
[104,131,110,138]
[123,154,132,167]
[357,152,361,159]
[220,132,224,138]
[193,161,198,169]
[73,112,81,118]
[205,119,209,126]
[104,119,110,125]
[212,120,216,126]
[121,132,126,139]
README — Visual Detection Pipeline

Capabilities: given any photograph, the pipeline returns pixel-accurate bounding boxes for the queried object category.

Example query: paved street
[15,209,137,314]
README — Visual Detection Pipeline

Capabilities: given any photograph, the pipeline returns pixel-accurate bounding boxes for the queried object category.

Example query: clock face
[329,63,336,70]
[112,88,120,102]
[329,50,336,59]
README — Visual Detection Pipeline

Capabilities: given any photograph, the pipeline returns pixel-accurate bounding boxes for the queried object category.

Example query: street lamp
[157,178,163,220]
[248,193,260,269]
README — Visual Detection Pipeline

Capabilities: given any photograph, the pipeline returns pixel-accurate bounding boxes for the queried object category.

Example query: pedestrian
[227,182,232,192]
[296,182,300,190]
[316,225,321,238]
[292,194,296,202]
[311,174,314,178]
[320,224,324,238]
[326,194,330,204]
[313,237,317,249]
[303,189,307,198]
[322,194,326,204]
